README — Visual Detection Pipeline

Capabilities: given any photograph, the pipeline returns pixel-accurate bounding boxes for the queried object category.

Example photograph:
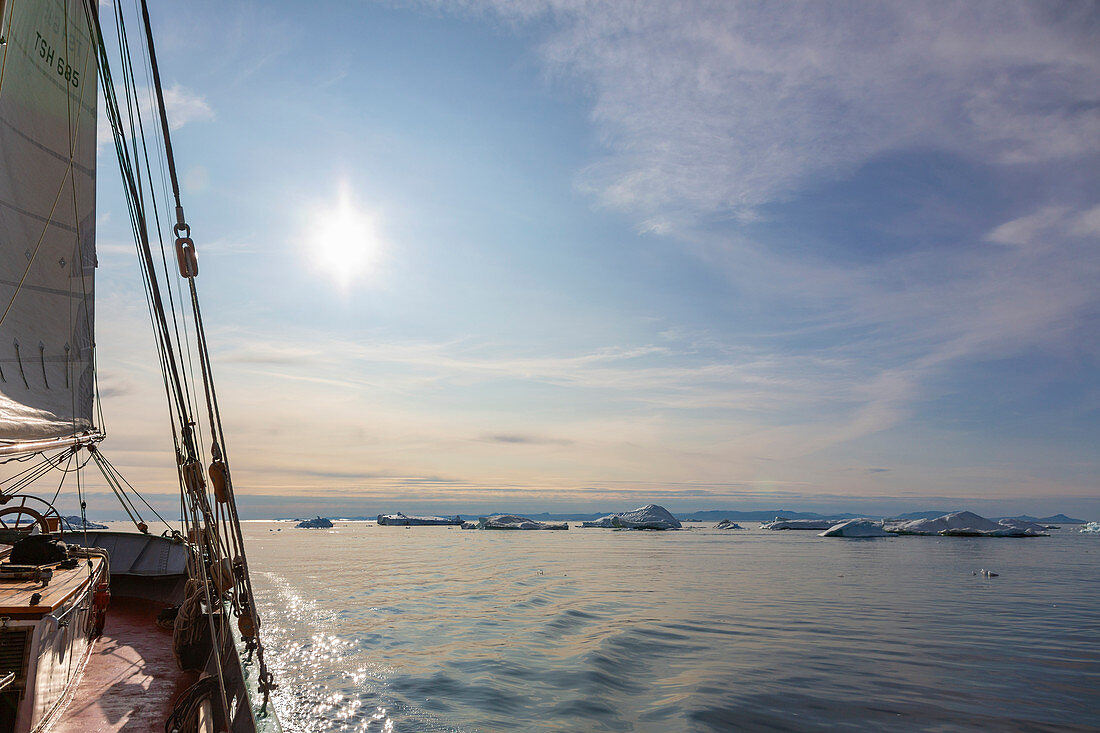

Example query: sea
[241,521,1099,732]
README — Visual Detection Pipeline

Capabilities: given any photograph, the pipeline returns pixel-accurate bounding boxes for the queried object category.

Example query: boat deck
[0,556,104,619]
[53,596,197,732]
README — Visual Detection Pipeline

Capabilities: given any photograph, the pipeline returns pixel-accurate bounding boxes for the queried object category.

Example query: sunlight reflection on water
[245,522,1099,732]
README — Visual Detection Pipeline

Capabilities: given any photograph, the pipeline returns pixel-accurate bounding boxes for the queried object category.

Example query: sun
[308,184,383,290]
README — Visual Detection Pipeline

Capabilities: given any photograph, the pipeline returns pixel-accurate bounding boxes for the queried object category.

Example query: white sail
[0,0,98,448]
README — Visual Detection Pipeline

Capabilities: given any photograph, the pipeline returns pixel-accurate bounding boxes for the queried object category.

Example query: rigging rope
[134,0,275,707]
[63,0,280,717]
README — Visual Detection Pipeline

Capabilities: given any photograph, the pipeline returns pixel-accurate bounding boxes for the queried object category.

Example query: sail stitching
[0,198,78,233]
[0,158,80,329]
[62,0,96,444]
[0,115,94,177]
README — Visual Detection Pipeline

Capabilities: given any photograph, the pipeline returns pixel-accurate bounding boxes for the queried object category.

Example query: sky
[73,0,1100,519]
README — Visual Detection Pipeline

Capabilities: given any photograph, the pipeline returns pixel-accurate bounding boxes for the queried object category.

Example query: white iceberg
[611,504,681,530]
[579,505,681,530]
[887,511,1047,537]
[461,521,479,530]
[61,516,109,530]
[760,517,838,530]
[479,515,569,530]
[579,515,617,528]
[996,518,1048,533]
[1080,522,1100,533]
[377,512,462,526]
[714,519,744,530]
[819,519,891,538]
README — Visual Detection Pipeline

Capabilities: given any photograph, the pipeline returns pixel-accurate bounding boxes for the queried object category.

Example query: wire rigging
[0,0,276,724]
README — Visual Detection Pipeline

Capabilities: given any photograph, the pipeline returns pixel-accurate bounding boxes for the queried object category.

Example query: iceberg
[760,517,838,530]
[296,516,333,529]
[611,504,681,530]
[578,505,682,530]
[460,521,479,530]
[377,512,462,526]
[819,519,891,538]
[996,517,1049,533]
[1080,522,1100,533]
[714,519,744,530]
[579,515,617,528]
[886,511,1047,537]
[61,516,109,530]
[479,515,569,530]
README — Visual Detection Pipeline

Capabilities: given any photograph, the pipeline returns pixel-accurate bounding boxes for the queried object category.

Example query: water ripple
[244,523,1100,731]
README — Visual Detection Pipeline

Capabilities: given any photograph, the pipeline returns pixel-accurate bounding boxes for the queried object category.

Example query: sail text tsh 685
[0,0,98,448]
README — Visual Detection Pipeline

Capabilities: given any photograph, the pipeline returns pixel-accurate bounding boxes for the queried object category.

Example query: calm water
[242,522,1099,732]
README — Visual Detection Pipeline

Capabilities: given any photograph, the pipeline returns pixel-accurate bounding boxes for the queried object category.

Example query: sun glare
[308,185,383,290]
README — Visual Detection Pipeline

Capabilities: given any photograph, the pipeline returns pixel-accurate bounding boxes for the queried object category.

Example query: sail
[0,0,98,448]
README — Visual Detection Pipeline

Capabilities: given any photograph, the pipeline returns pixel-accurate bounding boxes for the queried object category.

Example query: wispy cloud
[480,434,574,446]
[74,1,1099,513]
[159,83,215,130]
[444,1,1099,220]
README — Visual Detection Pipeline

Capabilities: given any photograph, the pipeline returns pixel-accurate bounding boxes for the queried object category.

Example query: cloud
[183,165,208,193]
[158,83,214,131]
[986,206,1068,247]
[96,375,133,399]
[481,434,574,446]
[104,83,213,148]
[437,1,1100,220]
[1072,203,1100,237]
[218,341,320,365]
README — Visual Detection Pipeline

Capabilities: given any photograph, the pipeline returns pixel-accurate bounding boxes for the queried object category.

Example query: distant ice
[714,519,744,530]
[995,518,1048,534]
[296,516,333,529]
[580,515,617,528]
[579,504,681,530]
[760,518,837,530]
[1080,522,1100,533]
[377,512,462,526]
[612,504,681,530]
[886,511,1047,537]
[819,519,891,538]
[480,515,569,530]
[61,516,109,530]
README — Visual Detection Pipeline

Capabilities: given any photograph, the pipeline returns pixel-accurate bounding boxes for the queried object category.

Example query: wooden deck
[52,596,197,732]
[0,557,104,618]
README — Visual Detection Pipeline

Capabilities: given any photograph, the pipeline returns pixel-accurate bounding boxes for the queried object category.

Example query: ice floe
[760,517,838,530]
[376,512,462,526]
[579,515,617,528]
[1080,522,1100,533]
[714,519,744,530]
[61,516,108,530]
[296,516,333,529]
[995,517,1049,534]
[819,519,891,538]
[479,515,569,530]
[886,511,1047,537]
